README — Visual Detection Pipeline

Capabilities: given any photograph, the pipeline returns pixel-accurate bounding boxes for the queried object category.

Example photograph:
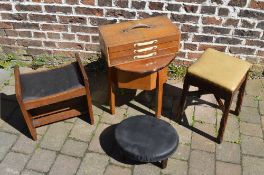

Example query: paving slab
[36,125,48,136]
[261,116,264,129]
[61,139,88,157]
[189,150,215,175]
[245,79,263,96]
[49,154,81,175]
[69,116,98,142]
[171,123,192,144]
[40,122,72,151]
[240,122,263,138]
[133,164,160,175]
[88,123,110,154]
[26,148,57,173]
[92,105,104,116]
[191,123,216,153]
[241,135,264,157]
[0,132,17,161]
[240,107,261,124]
[77,152,109,175]
[0,69,11,87]
[11,134,40,154]
[171,143,190,161]
[242,95,259,108]
[126,106,146,116]
[216,141,241,164]
[109,157,132,168]
[0,85,15,95]
[104,165,132,175]
[219,115,240,143]
[243,156,264,175]
[8,75,15,86]
[0,152,29,175]
[200,94,218,104]
[216,161,241,175]
[194,105,217,124]
[161,159,188,175]
[259,101,264,116]
[100,108,126,125]
[21,169,45,175]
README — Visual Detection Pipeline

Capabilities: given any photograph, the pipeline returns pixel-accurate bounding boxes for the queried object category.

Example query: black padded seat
[20,63,84,101]
[115,115,179,162]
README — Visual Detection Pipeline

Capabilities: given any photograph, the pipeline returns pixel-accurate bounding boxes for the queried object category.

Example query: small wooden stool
[177,48,251,143]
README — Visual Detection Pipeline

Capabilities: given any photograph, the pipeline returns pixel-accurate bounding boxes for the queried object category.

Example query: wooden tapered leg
[85,91,94,125]
[217,95,233,143]
[155,71,163,118]
[235,74,248,116]
[155,68,168,118]
[161,158,168,169]
[108,68,115,114]
[176,77,190,122]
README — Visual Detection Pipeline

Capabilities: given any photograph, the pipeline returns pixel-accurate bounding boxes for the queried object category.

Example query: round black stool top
[115,115,179,162]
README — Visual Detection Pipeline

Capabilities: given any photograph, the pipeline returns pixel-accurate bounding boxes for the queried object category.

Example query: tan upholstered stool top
[188,48,251,92]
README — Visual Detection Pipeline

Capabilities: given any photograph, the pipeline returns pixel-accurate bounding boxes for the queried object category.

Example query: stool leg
[217,95,233,143]
[235,74,248,116]
[161,158,168,169]
[108,68,115,114]
[176,77,190,122]
[18,103,37,140]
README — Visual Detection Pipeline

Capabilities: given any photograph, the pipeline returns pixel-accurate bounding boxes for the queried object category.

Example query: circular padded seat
[115,115,179,163]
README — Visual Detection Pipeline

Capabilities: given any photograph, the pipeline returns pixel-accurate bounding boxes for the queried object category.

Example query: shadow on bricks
[0,93,31,138]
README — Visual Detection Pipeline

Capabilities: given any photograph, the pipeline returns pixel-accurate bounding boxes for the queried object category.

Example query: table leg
[108,68,115,114]
[155,67,168,118]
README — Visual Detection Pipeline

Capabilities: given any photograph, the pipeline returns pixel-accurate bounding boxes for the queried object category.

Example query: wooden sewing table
[99,16,180,117]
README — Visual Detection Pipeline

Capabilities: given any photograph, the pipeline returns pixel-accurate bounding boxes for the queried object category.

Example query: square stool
[177,48,251,143]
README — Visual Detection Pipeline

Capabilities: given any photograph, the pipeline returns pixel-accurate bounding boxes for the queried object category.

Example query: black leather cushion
[20,63,84,101]
[115,115,179,162]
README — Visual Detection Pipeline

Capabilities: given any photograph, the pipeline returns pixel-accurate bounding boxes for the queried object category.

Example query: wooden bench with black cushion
[15,54,94,140]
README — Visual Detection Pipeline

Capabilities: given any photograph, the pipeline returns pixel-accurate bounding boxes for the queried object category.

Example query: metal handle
[123,23,152,32]
[134,40,158,47]
[134,52,157,60]
[134,46,157,53]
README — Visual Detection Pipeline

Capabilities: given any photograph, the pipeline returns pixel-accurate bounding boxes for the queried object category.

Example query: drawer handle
[134,52,157,60]
[123,23,152,32]
[134,40,158,47]
[134,46,157,53]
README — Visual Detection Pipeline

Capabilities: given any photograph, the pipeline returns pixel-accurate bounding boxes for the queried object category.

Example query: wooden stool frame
[177,71,249,143]
[15,54,94,140]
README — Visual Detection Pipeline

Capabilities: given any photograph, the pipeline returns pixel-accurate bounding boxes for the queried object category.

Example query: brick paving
[0,71,264,175]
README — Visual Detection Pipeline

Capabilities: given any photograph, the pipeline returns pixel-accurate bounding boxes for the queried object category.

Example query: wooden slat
[24,87,86,110]
[214,95,225,112]
[33,108,86,127]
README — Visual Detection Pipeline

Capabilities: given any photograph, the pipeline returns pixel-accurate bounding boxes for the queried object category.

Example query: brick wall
[0,0,263,64]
